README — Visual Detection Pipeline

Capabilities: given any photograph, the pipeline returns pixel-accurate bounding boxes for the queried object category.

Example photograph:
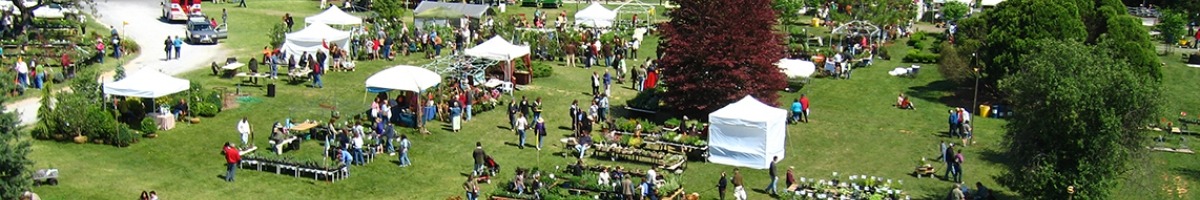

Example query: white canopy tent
[103,70,190,98]
[707,96,787,169]
[280,23,351,65]
[980,0,1005,7]
[365,65,443,92]
[466,36,532,85]
[778,59,816,78]
[575,2,616,28]
[304,6,363,26]
[465,36,531,61]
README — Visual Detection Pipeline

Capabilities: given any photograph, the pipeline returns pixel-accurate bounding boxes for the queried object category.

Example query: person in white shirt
[352,132,365,165]
[646,169,658,185]
[598,168,611,186]
[516,115,528,149]
[237,117,251,147]
[14,57,27,87]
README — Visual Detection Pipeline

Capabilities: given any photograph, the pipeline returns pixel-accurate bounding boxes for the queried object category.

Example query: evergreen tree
[0,71,32,199]
[658,0,787,117]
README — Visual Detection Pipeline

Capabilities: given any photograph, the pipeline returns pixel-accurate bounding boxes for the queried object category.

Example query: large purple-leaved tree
[658,0,787,117]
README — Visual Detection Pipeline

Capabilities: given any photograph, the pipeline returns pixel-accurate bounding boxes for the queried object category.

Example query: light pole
[972,53,979,116]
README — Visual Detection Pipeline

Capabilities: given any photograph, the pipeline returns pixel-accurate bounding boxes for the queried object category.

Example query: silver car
[184,17,227,44]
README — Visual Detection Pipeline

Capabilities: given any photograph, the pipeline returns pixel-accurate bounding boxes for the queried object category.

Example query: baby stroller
[477,155,502,183]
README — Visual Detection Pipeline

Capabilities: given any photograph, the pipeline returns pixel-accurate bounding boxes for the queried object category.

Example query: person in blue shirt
[790,99,802,124]
[948,109,960,137]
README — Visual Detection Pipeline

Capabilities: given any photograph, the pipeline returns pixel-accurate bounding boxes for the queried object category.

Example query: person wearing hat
[785,166,796,192]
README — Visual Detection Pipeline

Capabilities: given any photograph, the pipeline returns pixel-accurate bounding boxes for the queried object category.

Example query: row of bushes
[903,50,941,63]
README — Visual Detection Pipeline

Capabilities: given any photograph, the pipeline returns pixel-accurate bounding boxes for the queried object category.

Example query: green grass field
[22,1,1200,199]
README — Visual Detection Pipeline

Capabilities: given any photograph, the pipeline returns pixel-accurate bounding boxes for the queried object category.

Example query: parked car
[185,17,227,44]
[521,0,561,8]
[30,3,79,19]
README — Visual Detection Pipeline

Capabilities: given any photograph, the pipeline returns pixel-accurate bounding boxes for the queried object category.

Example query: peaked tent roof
[710,96,787,123]
[304,6,363,25]
[103,70,191,98]
[465,36,531,61]
[286,23,351,43]
[575,2,617,27]
[414,2,493,18]
[980,0,1004,6]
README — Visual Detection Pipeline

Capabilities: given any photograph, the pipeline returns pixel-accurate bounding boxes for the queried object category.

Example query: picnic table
[235,72,270,86]
[289,122,320,138]
[272,136,299,154]
[288,68,313,82]
[221,62,245,78]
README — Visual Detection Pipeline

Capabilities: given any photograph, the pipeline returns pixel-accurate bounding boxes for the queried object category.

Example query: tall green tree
[1099,15,1162,81]
[999,40,1160,200]
[941,1,969,21]
[0,72,31,199]
[979,0,1087,86]
[1157,9,1187,45]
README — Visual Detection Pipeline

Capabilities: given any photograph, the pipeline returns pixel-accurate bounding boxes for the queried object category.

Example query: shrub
[113,124,138,147]
[193,102,219,117]
[139,117,157,134]
[80,106,120,141]
[531,63,553,78]
[903,50,940,63]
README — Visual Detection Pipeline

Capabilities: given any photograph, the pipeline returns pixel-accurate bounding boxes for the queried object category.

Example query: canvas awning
[414,2,493,18]
[103,70,190,98]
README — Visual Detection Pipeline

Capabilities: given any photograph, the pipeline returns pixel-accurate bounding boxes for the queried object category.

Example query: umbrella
[778,59,816,78]
[415,7,466,19]
[365,65,442,92]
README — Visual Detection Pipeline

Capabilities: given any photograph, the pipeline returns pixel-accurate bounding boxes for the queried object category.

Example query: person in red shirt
[222,143,241,182]
[799,94,810,122]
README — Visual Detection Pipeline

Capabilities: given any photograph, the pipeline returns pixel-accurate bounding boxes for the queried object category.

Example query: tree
[941,1,969,21]
[979,0,1087,89]
[372,0,407,21]
[0,69,31,199]
[658,0,786,117]
[9,0,96,36]
[1157,9,1187,45]
[999,40,1160,200]
[1099,15,1162,81]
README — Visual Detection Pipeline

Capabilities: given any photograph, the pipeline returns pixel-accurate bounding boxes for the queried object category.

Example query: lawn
[22,0,1199,199]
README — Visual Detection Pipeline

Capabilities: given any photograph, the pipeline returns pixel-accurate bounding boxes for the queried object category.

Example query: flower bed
[788,173,910,200]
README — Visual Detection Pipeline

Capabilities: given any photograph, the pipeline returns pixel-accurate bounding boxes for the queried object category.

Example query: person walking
[283,13,294,32]
[516,114,528,149]
[533,97,543,122]
[943,144,955,180]
[717,171,728,200]
[569,100,580,131]
[948,109,960,137]
[622,176,634,200]
[95,39,105,63]
[222,142,240,182]
[464,175,479,200]
[472,142,486,176]
[598,94,610,123]
[535,117,546,150]
[311,57,323,88]
[565,41,577,68]
[237,0,246,8]
[954,149,964,183]
[221,9,228,24]
[591,71,600,95]
[764,156,780,195]
[508,102,519,132]
[799,94,810,123]
[398,134,411,167]
[164,36,173,60]
[733,168,746,200]
[603,68,612,95]
[236,117,251,148]
[172,36,183,60]
[450,100,462,132]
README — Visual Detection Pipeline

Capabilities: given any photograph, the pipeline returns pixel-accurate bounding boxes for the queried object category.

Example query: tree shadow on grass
[1173,167,1200,182]
[906,80,973,109]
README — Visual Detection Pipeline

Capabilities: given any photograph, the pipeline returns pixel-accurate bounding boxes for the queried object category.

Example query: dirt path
[4,0,226,126]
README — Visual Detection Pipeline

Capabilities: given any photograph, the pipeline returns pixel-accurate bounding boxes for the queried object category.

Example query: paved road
[5,0,225,126]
